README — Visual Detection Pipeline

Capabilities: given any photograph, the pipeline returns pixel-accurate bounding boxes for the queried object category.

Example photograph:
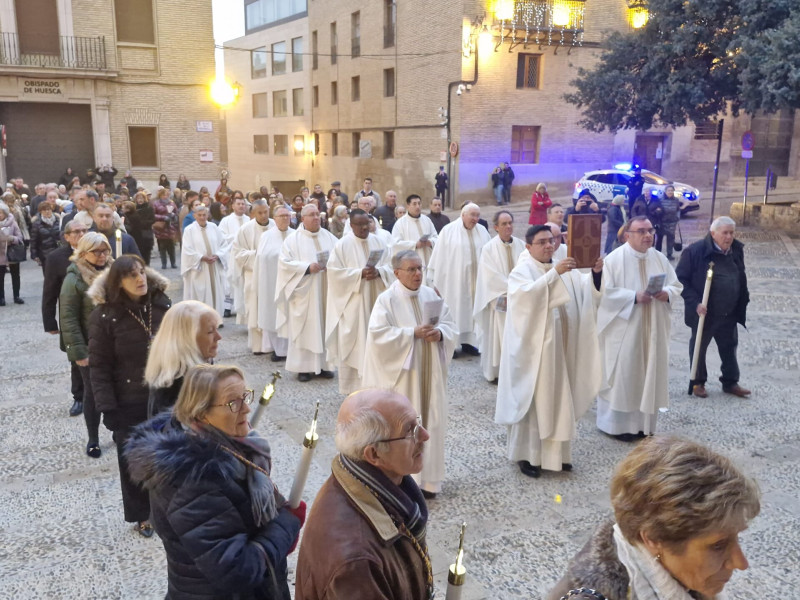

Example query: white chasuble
[342,215,380,237]
[495,252,602,471]
[363,281,458,493]
[473,234,526,381]
[254,227,292,357]
[325,233,394,395]
[233,219,273,351]
[181,221,232,316]
[427,220,491,346]
[391,213,438,266]
[596,243,683,435]
[219,213,250,311]
[275,227,338,374]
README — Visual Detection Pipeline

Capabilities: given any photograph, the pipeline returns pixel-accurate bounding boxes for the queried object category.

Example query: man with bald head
[427,202,491,356]
[93,203,140,258]
[181,204,233,316]
[373,190,398,232]
[295,389,433,600]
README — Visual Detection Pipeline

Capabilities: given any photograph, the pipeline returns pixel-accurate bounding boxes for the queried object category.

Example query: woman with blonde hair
[549,436,760,600]
[529,182,552,225]
[59,232,113,457]
[145,299,222,416]
[0,200,25,305]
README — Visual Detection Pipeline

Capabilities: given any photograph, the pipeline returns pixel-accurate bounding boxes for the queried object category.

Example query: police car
[572,165,701,216]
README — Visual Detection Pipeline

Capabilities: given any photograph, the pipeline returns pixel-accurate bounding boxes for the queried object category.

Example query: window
[272,41,286,75]
[273,90,288,117]
[331,81,338,105]
[312,31,318,69]
[384,0,396,48]
[251,47,267,79]
[252,92,268,117]
[274,134,288,155]
[294,135,305,156]
[331,132,338,156]
[516,54,542,89]
[351,76,360,102]
[352,132,361,157]
[292,37,303,72]
[330,22,337,65]
[351,12,360,58]
[510,125,540,164]
[694,120,720,140]
[314,133,320,156]
[312,85,319,107]
[292,88,304,116]
[245,0,307,34]
[254,135,269,154]
[383,68,395,97]
[128,126,158,167]
[383,131,394,159]
[115,0,155,44]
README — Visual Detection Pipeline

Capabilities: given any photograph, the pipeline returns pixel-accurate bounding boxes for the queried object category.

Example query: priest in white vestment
[218,197,250,317]
[391,194,438,266]
[342,197,380,237]
[326,210,395,395]
[233,199,273,352]
[181,205,232,316]
[427,203,490,354]
[495,225,603,477]
[362,250,458,496]
[254,206,292,362]
[369,216,394,250]
[473,210,526,382]
[275,204,338,381]
[596,216,683,441]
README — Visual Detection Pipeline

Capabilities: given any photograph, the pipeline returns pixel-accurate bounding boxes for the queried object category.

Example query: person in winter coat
[158,174,171,189]
[94,165,118,189]
[656,185,681,259]
[605,195,628,254]
[123,193,156,265]
[58,167,76,188]
[491,166,504,205]
[144,300,222,417]
[59,233,112,457]
[0,201,24,305]
[152,188,179,269]
[30,202,62,270]
[176,173,191,191]
[125,364,304,600]
[529,182,552,225]
[88,255,171,536]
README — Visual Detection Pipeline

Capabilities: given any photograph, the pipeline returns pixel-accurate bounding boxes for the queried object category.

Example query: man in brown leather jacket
[295,389,434,600]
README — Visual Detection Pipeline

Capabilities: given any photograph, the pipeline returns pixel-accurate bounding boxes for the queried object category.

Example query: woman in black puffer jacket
[126,364,304,600]
[88,254,171,536]
[30,202,62,270]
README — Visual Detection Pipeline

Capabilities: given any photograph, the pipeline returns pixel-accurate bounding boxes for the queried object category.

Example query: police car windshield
[642,172,669,185]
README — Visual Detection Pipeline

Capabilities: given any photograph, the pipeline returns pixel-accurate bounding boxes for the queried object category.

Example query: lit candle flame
[115,229,122,240]
[304,401,320,449]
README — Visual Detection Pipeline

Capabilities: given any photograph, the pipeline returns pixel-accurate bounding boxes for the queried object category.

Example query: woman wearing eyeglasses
[59,233,114,458]
[87,254,172,537]
[126,364,305,600]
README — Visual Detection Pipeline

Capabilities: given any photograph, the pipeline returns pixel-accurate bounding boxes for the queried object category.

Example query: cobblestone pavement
[0,196,798,599]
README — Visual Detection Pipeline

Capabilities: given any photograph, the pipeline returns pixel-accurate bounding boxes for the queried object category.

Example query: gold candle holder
[249,371,281,427]
[446,522,467,598]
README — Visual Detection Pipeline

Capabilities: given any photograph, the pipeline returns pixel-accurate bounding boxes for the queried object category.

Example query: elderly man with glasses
[295,389,434,600]
[596,216,683,442]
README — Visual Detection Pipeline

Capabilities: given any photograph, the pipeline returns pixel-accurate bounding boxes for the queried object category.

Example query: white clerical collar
[394,280,421,297]
[531,256,554,271]
[624,242,648,259]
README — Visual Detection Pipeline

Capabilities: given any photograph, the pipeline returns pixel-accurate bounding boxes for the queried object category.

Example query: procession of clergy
[181,193,683,494]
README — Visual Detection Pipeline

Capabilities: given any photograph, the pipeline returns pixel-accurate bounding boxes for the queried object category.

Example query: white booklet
[422,298,443,326]
[646,273,666,295]
[419,233,431,243]
[495,294,508,313]
[316,250,330,266]
[366,249,384,268]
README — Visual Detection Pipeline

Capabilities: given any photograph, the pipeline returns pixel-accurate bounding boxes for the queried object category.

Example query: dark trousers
[157,238,176,268]
[70,361,84,404]
[0,263,21,299]
[502,185,512,204]
[113,426,151,523]
[655,224,677,257]
[689,317,740,387]
[140,240,153,266]
[78,365,101,444]
[435,187,447,206]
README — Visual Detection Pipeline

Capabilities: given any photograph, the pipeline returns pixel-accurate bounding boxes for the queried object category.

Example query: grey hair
[193,204,209,214]
[300,203,319,217]
[710,216,736,232]
[335,405,392,460]
[392,249,421,270]
[85,190,99,202]
[493,210,513,225]
[251,198,268,209]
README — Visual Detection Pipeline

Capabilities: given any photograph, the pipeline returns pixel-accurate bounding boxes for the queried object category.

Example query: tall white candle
[288,401,319,508]
[445,523,467,600]
[115,228,122,257]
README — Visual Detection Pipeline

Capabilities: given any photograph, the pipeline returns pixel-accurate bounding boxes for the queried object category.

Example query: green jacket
[59,262,100,362]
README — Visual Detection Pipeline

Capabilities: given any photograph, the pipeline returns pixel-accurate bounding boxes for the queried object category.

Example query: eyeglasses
[68,229,88,235]
[630,228,656,236]
[89,248,111,256]
[377,416,424,443]
[212,389,255,413]
[399,266,425,273]
[531,237,555,246]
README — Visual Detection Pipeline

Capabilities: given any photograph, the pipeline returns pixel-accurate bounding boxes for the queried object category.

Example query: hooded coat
[125,413,299,600]
[87,267,171,428]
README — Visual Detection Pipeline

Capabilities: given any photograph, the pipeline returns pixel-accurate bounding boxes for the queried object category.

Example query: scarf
[39,214,56,226]
[613,525,724,600]
[338,454,428,543]
[194,422,281,527]
[74,258,108,287]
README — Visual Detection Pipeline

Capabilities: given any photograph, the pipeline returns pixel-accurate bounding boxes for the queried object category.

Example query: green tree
[565,0,800,132]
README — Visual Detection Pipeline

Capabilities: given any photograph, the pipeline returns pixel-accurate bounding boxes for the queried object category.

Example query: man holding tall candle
[295,389,433,600]
[92,203,140,259]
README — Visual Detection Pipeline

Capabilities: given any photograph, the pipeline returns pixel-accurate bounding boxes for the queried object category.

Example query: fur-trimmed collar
[87,266,170,305]
[68,259,108,288]
[125,413,247,491]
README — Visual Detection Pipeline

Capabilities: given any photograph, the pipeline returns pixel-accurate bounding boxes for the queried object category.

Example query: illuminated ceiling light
[294,138,305,152]
[210,78,238,107]
[495,0,514,20]
[477,24,493,56]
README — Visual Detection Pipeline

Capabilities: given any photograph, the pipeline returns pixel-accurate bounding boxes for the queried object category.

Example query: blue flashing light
[614,162,633,171]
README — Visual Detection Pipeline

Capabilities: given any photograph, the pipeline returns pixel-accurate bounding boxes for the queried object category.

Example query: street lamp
[628,0,649,29]
[210,78,240,107]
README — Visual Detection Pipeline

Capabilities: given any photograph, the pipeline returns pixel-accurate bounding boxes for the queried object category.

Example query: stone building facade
[0,0,222,190]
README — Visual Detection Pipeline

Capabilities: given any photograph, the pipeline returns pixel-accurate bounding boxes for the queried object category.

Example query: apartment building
[0,0,221,189]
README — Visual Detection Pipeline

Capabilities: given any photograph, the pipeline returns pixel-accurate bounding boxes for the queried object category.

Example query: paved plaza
[0,196,798,598]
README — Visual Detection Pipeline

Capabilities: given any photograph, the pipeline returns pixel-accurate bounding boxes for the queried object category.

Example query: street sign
[741,150,753,159]
[741,131,755,151]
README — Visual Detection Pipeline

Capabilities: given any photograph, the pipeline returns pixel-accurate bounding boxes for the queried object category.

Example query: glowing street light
[552,3,571,27]
[477,25,493,57]
[293,138,305,152]
[210,78,239,107]
[495,0,514,20]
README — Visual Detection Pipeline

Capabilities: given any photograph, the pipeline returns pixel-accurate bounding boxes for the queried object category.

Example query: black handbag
[674,225,684,252]
[6,241,26,263]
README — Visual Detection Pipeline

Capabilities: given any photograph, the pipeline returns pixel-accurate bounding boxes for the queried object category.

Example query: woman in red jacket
[529,182,552,225]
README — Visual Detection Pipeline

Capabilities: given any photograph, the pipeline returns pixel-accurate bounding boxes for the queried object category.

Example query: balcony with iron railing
[492,0,587,48]
[0,33,108,71]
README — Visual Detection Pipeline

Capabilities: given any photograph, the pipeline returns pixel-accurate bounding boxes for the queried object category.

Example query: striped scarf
[339,454,428,542]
